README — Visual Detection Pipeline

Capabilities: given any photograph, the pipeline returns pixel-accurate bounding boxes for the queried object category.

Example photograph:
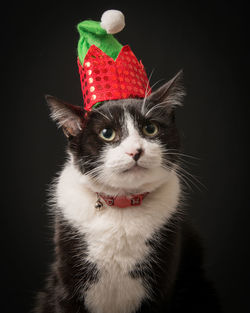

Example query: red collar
[97,192,149,208]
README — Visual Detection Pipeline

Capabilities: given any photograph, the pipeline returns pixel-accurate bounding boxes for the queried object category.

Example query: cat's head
[47,71,185,192]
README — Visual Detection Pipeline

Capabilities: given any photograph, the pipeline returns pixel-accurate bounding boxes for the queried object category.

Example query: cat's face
[47,71,185,192]
[70,99,180,190]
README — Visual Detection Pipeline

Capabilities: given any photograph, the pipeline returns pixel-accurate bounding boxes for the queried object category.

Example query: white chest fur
[55,163,180,313]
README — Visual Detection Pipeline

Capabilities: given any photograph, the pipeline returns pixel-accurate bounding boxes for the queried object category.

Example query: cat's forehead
[89,98,171,128]
[98,99,143,116]
[90,98,151,125]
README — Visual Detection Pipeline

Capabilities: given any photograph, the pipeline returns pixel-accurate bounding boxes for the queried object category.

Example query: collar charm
[77,10,151,111]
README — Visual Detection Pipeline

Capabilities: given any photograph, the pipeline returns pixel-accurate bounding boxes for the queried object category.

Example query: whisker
[85,164,104,177]
[149,79,164,91]
[92,108,111,121]
[142,69,155,114]
[106,106,113,120]
[145,102,168,117]
[175,164,207,191]
[162,164,193,191]
[162,153,197,167]
[163,157,206,192]
[175,167,202,192]
[162,149,200,160]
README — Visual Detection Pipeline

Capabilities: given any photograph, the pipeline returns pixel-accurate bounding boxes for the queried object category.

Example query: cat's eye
[142,122,159,137]
[99,128,116,142]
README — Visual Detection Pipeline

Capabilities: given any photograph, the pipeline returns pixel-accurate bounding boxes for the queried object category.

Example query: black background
[2,1,249,313]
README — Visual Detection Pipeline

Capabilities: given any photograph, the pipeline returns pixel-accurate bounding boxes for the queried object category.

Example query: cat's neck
[55,159,181,235]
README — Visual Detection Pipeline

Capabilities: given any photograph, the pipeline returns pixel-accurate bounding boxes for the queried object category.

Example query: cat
[34,70,222,313]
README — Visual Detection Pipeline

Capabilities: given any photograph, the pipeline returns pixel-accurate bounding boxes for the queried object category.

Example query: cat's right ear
[45,95,85,138]
[146,70,185,114]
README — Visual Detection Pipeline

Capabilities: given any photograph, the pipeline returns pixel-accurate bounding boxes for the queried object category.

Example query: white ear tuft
[100,10,125,34]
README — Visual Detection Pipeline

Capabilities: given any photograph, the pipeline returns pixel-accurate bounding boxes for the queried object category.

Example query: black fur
[131,215,222,312]
[34,214,98,313]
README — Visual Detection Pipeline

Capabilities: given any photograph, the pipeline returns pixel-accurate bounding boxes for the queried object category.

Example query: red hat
[77,10,151,111]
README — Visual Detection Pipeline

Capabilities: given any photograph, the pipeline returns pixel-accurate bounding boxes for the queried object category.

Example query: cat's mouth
[122,164,147,174]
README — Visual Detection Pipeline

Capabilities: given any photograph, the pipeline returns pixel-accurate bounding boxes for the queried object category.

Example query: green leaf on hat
[77,20,123,65]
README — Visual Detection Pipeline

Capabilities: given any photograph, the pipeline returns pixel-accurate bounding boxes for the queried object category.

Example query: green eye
[142,122,159,137]
[99,128,116,141]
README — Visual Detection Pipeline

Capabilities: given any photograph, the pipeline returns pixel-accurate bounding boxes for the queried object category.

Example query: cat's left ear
[147,70,185,113]
[45,95,85,138]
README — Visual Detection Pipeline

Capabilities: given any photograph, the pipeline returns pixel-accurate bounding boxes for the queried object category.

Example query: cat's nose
[126,148,143,162]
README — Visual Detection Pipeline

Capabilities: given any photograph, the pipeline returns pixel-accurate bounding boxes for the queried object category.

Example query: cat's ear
[147,70,185,112]
[45,95,85,138]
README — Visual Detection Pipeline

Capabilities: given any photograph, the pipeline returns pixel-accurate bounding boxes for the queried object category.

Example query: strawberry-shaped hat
[77,10,151,111]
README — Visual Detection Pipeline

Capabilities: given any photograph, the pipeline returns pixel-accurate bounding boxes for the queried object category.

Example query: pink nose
[125,148,143,162]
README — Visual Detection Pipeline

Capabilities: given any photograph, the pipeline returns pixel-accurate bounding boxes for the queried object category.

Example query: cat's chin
[121,164,148,174]
[81,166,174,196]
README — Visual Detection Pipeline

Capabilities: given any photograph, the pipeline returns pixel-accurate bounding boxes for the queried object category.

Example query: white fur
[54,114,181,313]
[100,10,125,34]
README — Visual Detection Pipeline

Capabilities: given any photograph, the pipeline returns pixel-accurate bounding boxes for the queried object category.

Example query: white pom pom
[100,10,125,34]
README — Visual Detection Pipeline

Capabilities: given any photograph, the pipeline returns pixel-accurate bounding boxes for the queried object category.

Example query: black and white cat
[34,71,221,313]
